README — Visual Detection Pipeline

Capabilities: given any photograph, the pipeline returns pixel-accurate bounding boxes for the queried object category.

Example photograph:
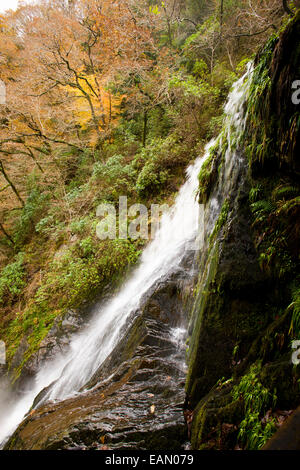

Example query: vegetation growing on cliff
[232,362,277,449]
[186,7,300,451]
[0,0,298,451]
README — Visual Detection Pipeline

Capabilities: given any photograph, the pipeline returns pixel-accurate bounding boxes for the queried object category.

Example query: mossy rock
[191,382,243,450]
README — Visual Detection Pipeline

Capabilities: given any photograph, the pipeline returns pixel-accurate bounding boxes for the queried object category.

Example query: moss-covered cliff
[186,12,300,450]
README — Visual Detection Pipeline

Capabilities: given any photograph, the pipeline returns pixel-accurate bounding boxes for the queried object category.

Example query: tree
[282,0,293,15]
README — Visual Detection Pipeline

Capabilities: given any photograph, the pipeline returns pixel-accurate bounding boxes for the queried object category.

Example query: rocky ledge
[5,275,193,450]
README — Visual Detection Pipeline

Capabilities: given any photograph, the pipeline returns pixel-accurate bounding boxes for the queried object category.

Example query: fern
[276,196,300,217]
[289,283,300,337]
[251,199,275,214]
[232,362,277,450]
[249,185,263,203]
[272,185,299,202]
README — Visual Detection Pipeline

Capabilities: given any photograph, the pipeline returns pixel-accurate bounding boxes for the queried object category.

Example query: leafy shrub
[14,188,50,245]
[70,217,90,235]
[272,185,299,202]
[134,135,189,197]
[249,185,263,204]
[34,239,141,309]
[92,154,136,199]
[251,200,275,216]
[35,215,56,235]
[169,71,220,100]
[78,237,95,258]
[35,215,66,238]
[65,184,88,202]
[136,162,169,197]
[198,140,220,203]
[0,253,26,304]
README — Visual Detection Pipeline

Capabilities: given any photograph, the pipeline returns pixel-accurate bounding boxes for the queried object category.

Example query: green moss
[197,141,220,204]
[243,12,300,174]
[185,242,220,399]
[209,199,230,245]
[1,237,142,378]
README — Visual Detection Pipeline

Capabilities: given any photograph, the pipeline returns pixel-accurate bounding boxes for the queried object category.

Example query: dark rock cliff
[185,12,300,450]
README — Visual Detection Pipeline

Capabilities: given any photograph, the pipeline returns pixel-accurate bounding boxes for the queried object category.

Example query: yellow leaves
[149,5,161,15]
[67,74,124,140]
[0,15,7,31]
[10,117,29,136]
[150,404,155,414]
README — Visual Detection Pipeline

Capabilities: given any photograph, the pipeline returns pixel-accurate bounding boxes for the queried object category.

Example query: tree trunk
[25,146,44,173]
[0,222,14,244]
[220,0,224,32]
[283,0,293,15]
[142,110,148,147]
[0,160,25,206]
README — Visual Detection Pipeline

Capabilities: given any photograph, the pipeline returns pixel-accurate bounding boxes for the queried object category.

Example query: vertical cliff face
[186,13,300,450]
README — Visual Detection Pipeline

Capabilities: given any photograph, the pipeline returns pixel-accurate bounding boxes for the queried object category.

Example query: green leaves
[250,199,275,215]
[134,136,185,198]
[136,162,169,197]
[0,252,26,304]
[14,188,50,246]
[92,154,136,200]
[34,237,141,310]
[169,71,219,99]
[288,282,300,338]
[232,362,277,450]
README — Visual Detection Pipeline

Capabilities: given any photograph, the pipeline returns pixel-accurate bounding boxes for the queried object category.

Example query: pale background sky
[0,0,22,13]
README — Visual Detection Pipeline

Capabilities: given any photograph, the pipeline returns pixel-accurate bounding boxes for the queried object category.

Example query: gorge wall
[2,12,300,451]
[185,12,300,450]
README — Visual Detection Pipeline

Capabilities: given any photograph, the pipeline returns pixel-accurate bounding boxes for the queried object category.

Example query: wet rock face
[269,10,300,173]
[11,310,85,390]
[186,186,267,406]
[5,279,189,450]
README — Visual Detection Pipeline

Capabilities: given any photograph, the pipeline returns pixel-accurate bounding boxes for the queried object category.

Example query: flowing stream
[0,64,252,446]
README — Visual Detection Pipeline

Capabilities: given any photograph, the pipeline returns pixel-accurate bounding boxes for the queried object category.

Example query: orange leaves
[0,0,160,211]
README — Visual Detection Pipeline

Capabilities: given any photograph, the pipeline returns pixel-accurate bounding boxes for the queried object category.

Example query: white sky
[0,0,22,13]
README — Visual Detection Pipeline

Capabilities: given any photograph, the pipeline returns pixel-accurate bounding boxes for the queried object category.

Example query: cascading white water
[0,64,253,445]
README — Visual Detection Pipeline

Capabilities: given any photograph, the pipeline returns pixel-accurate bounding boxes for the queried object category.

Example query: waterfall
[0,64,253,446]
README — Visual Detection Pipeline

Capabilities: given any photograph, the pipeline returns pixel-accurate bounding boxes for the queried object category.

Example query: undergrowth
[232,362,277,450]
